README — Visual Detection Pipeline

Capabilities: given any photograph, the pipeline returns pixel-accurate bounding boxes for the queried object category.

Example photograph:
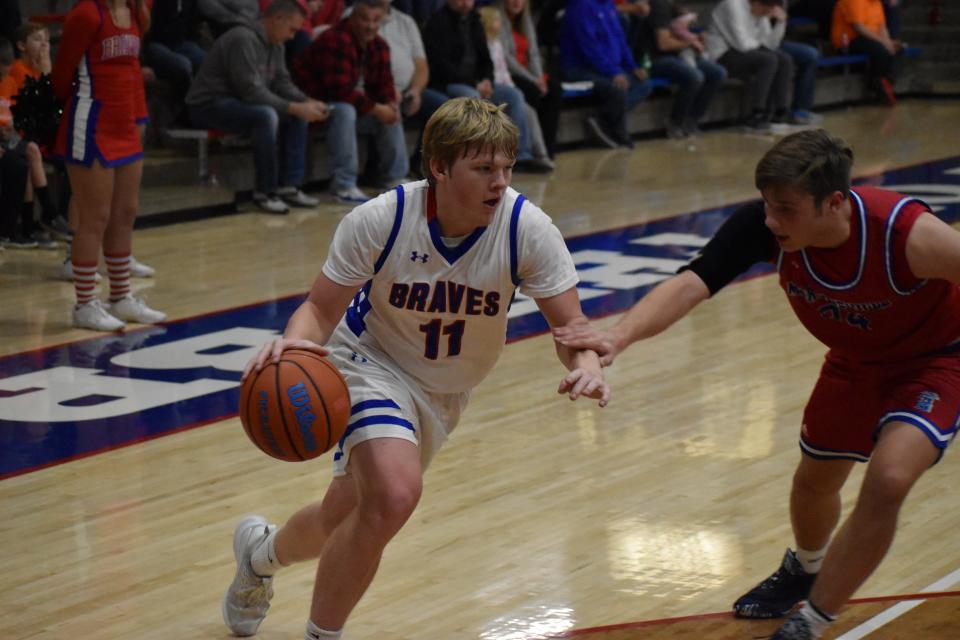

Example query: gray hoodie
[185,20,307,112]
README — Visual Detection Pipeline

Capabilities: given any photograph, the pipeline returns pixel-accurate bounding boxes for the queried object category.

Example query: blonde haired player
[225,97,610,640]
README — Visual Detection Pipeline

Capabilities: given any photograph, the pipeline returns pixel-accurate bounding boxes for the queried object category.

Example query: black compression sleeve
[678,201,779,296]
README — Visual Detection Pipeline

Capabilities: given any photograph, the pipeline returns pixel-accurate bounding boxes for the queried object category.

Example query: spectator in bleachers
[480,6,553,169]
[143,0,206,105]
[559,0,652,149]
[7,23,71,242]
[705,0,794,131]
[52,0,166,331]
[294,0,408,204]
[882,0,901,39]
[199,0,260,37]
[496,0,562,158]
[376,0,449,176]
[614,0,651,68]
[642,0,727,138]
[779,18,821,124]
[831,0,899,104]
[422,0,552,172]
[259,0,345,65]
[0,37,41,249]
[187,0,329,213]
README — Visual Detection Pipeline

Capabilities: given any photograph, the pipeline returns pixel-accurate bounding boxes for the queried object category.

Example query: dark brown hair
[755,129,854,205]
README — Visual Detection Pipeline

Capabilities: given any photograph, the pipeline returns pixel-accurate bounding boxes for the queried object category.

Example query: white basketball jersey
[322,180,578,394]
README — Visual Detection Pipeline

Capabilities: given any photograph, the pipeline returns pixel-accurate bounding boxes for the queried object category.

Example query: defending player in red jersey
[554,129,960,640]
[52,0,164,331]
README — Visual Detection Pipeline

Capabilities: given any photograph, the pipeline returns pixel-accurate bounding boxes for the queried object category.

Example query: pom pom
[11,74,63,148]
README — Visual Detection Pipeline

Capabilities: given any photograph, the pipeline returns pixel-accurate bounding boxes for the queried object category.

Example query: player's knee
[359,481,422,534]
[860,467,916,510]
[792,464,843,497]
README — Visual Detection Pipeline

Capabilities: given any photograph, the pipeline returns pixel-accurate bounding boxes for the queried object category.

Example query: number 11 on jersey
[419,319,465,359]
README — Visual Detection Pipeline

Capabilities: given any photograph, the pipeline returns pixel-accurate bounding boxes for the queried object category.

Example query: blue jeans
[650,55,727,125]
[444,83,533,160]
[561,67,651,141]
[187,98,307,194]
[144,40,205,97]
[327,102,409,191]
[780,40,819,112]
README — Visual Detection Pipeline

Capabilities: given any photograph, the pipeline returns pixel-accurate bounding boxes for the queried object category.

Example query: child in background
[0,37,41,249]
[479,6,554,170]
[11,22,71,241]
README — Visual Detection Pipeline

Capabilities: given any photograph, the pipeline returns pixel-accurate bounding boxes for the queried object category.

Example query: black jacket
[422,5,493,89]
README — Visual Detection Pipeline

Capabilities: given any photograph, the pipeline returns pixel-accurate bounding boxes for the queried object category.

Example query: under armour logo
[410,251,429,263]
[350,351,368,363]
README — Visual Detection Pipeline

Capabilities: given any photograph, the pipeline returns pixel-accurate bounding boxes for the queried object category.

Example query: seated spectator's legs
[356,112,409,188]
[513,74,562,158]
[848,35,895,82]
[490,83,533,160]
[278,113,310,191]
[562,67,628,143]
[188,99,281,195]
[718,48,780,120]
[883,0,902,39]
[174,40,206,74]
[651,55,704,128]
[768,48,794,116]
[691,58,727,124]
[144,42,194,97]
[325,102,362,191]
[444,83,480,99]
[0,150,28,241]
[780,40,818,114]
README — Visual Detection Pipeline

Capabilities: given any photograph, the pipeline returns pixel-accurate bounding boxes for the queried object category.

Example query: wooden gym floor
[2,99,960,639]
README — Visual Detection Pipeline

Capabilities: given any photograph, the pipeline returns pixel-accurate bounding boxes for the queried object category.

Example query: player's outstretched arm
[536,287,611,407]
[242,273,359,380]
[554,269,710,366]
[905,212,960,285]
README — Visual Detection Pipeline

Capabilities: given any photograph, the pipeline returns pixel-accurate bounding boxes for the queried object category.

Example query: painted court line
[835,567,960,639]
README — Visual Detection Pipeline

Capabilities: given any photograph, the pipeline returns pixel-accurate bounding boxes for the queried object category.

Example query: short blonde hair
[478,6,501,35]
[421,97,519,186]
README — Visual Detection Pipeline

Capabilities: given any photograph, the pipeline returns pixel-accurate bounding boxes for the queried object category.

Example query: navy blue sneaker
[733,549,816,618]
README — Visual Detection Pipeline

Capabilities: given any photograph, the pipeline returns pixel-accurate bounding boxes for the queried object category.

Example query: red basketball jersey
[52,0,148,165]
[778,186,960,362]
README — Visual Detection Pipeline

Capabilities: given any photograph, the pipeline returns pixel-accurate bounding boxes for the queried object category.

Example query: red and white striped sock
[73,261,99,306]
[105,253,132,303]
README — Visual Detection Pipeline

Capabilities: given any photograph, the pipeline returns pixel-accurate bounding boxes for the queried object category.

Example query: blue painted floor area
[2,155,959,478]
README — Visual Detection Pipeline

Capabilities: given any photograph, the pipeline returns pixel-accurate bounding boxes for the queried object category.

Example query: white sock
[250,528,284,577]
[796,545,828,574]
[799,599,835,637]
[305,619,342,639]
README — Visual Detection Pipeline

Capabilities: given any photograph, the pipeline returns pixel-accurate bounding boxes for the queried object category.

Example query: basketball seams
[284,358,334,454]
[275,361,306,461]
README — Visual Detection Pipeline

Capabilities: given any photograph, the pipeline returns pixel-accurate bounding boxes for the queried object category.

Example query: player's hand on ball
[553,323,622,367]
[558,367,610,407]
[243,338,329,380]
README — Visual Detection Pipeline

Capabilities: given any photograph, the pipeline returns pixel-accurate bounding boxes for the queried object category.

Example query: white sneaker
[73,300,125,331]
[130,256,155,278]
[276,186,320,208]
[331,185,370,205]
[252,191,290,214]
[222,516,277,637]
[107,295,167,324]
[58,258,103,282]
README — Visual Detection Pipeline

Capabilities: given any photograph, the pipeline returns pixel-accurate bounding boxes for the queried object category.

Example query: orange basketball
[239,349,351,461]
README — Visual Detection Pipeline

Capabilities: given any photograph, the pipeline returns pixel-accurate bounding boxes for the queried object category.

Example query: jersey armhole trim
[884,196,929,296]
[373,185,405,274]
[509,194,526,286]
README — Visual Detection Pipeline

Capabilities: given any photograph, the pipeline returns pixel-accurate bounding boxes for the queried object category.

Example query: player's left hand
[558,367,610,407]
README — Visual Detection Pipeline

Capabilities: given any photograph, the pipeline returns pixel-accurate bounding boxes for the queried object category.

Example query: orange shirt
[832,0,887,50]
[9,59,42,94]
[0,75,17,127]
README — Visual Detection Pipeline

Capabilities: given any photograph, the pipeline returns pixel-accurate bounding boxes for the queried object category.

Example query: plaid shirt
[294,19,396,115]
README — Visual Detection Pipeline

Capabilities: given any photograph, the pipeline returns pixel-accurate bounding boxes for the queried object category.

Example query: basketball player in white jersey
[223,97,610,640]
